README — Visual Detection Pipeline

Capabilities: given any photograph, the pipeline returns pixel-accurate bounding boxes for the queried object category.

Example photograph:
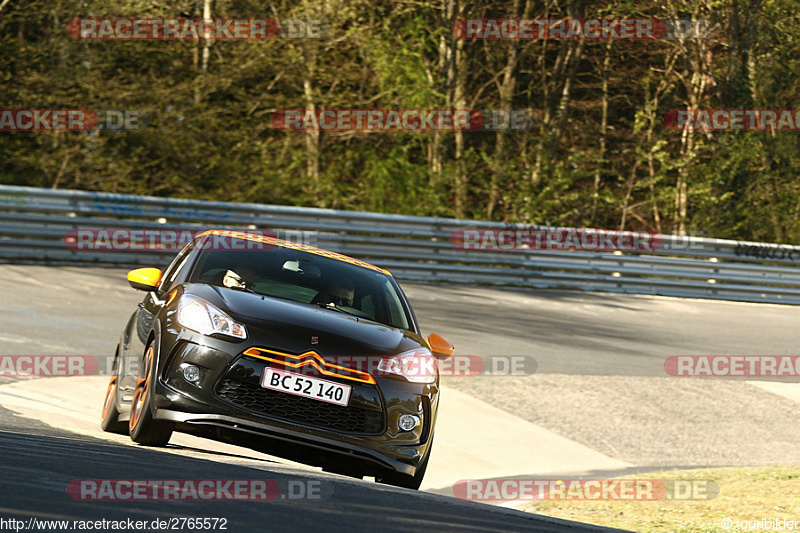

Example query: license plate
[261,368,352,407]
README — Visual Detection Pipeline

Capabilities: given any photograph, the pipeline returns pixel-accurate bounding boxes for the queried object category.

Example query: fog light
[181,364,201,384]
[398,414,420,432]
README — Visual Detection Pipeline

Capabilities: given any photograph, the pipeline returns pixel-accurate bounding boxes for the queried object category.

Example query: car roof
[197,229,392,276]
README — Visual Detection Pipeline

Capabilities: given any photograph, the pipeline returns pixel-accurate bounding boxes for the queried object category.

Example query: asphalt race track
[1,264,798,532]
[0,404,608,533]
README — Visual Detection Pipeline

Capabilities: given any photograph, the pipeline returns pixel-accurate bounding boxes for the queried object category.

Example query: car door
[118,242,197,399]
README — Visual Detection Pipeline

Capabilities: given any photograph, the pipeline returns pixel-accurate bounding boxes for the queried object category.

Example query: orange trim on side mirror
[427,333,454,359]
[127,268,162,292]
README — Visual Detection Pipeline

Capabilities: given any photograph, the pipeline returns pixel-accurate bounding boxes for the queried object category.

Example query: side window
[381,279,410,330]
[158,241,196,293]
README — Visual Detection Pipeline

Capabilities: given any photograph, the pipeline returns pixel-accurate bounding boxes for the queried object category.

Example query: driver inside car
[221,267,255,291]
[317,279,355,308]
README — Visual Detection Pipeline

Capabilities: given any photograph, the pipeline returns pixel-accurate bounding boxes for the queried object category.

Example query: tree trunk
[453,33,467,217]
[591,40,612,225]
[487,0,531,219]
[431,0,456,185]
[201,0,212,73]
[530,0,585,185]
[194,0,213,105]
[304,77,321,196]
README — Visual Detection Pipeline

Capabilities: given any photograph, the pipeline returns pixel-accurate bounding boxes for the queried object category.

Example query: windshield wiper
[228,284,255,293]
[316,301,359,318]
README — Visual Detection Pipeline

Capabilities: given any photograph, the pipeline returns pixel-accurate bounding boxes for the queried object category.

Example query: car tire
[100,348,129,435]
[129,343,174,446]
[376,440,432,490]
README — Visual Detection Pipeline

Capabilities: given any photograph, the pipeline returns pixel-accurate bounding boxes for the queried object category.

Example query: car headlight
[377,348,436,384]
[177,295,247,340]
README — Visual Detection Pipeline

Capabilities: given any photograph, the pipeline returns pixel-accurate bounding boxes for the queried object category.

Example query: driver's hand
[223,270,248,289]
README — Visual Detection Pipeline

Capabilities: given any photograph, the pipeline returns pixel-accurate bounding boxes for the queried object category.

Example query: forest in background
[1,0,799,243]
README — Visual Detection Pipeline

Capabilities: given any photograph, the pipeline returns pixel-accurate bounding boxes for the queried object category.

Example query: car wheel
[100,348,129,435]
[129,343,174,446]
[376,441,432,490]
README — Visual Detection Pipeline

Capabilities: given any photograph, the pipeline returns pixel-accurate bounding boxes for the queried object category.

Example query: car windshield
[187,236,411,331]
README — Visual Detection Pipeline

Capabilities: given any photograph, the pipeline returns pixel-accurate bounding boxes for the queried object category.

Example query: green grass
[522,466,800,532]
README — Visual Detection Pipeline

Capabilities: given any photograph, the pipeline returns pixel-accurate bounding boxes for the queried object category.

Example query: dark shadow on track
[0,405,627,533]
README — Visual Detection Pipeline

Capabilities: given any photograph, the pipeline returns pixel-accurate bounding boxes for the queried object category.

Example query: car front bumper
[151,337,439,476]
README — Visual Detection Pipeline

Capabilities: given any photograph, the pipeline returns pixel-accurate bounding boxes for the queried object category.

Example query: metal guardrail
[2,184,800,305]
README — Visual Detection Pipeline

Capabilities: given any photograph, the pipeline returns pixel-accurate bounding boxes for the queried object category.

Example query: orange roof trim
[197,229,392,276]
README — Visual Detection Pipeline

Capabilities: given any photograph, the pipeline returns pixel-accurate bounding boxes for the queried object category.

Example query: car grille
[216,378,384,435]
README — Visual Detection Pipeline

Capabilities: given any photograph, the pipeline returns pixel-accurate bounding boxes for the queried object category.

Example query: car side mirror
[427,333,454,359]
[127,268,163,291]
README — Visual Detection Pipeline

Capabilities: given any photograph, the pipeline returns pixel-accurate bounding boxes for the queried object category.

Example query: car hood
[182,284,424,356]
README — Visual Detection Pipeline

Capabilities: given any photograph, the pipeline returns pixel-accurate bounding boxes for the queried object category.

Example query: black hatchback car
[101,230,454,489]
